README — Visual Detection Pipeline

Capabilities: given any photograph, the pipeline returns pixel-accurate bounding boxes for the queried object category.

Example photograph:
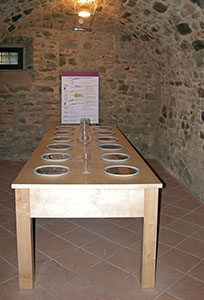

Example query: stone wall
[0,25,160,159]
[154,40,204,201]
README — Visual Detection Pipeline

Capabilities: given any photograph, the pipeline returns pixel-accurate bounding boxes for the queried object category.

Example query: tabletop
[12,125,162,189]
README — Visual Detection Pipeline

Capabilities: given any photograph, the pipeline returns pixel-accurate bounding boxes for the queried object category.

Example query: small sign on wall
[61,71,99,124]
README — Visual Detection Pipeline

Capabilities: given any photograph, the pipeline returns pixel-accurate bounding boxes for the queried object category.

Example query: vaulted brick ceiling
[1,0,203,56]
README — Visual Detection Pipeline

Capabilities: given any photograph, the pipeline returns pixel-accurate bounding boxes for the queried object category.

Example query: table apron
[30,188,145,218]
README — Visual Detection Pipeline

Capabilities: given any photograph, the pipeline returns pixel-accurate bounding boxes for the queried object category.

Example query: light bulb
[78,11,91,17]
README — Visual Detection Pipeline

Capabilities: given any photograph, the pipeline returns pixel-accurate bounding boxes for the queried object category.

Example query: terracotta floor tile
[0,171,13,180]
[0,209,15,224]
[158,228,186,247]
[80,261,129,290]
[82,219,120,236]
[159,172,173,181]
[160,202,170,210]
[36,261,76,289]
[125,218,143,233]
[0,226,14,240]
[1,161,203,299]
[106,228,141,247]
[0,203,6,213]
[176,237,204,258]
[62,227,99,246]
[159,248,201,273]
[69,217,97,227]
[128,239,142,252]
[161,205,189,218]
[109,276,161,300]
[42,219,78,235]
[192,228,204,241]
[174,198,202,211]
[183,193,203,204]
[6,248,51,272]
[147,159,160,167]
[4,252,18,269]
[159,214,176,227]
[160,193,180,205]
[182,212,204,226]
[0,276,41,300]
[106,217,138,228]
[0,236,17,257]
[36,218,56,226]
[156,242,171,257]
[156,263,183,290]
[56,248,100,273]
[193,204,204,215]
[107,248,141,274]
[167,219,201,235]
[188,260,204,281]
[0,258,17,283]
[168,275,204,300]
[167,186,192,198]
[31,292,56,300]
[0,189,13,201]
[35,226,56,245]
[1,220,16,235]
[49,276,102,300]
[162,188,176,196]
[0,198,15,210]
[36,249,52,265]
[37,236,77,259]
[96,293,116,300]
[156,293,180,300]
[164,180,180,187]
[82,237,124,259]
[0,167,17,176]
[0,181,13,191]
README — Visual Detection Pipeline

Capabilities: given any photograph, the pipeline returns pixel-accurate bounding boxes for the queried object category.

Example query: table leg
[15,189,34,289]
[141,188,159,288]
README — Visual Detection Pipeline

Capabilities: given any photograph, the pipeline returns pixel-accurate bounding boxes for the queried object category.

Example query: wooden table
[12,125,162,290]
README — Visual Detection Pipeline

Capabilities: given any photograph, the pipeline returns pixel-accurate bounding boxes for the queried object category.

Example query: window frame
[0,47,24,70]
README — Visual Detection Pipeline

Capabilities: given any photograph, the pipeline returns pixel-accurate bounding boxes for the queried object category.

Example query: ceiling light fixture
[72,0,103,32]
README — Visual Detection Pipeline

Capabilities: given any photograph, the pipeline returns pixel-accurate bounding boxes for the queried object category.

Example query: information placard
[61,71,99,124]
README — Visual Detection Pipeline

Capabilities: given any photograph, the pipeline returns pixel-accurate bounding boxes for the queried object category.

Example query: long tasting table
[12,125,162,289]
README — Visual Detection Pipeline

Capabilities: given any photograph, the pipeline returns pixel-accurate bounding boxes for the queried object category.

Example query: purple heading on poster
[62,71,99,77]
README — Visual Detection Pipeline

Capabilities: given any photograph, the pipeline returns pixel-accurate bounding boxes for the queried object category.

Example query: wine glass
[80,118,90,125]
[78,118,92,148]
[78,127,92,147]
[82,148,91,174]
[79,118,90,134]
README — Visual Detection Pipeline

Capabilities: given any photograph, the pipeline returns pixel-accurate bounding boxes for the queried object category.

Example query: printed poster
[61,71,99,124]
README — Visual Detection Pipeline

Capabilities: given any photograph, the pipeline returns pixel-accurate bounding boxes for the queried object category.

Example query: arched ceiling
[1,0,203,56]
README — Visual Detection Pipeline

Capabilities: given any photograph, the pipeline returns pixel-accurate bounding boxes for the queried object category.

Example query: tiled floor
[0,160,204,300]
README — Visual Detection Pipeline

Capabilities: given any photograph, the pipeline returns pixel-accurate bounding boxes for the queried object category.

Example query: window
[0,47,23,70]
